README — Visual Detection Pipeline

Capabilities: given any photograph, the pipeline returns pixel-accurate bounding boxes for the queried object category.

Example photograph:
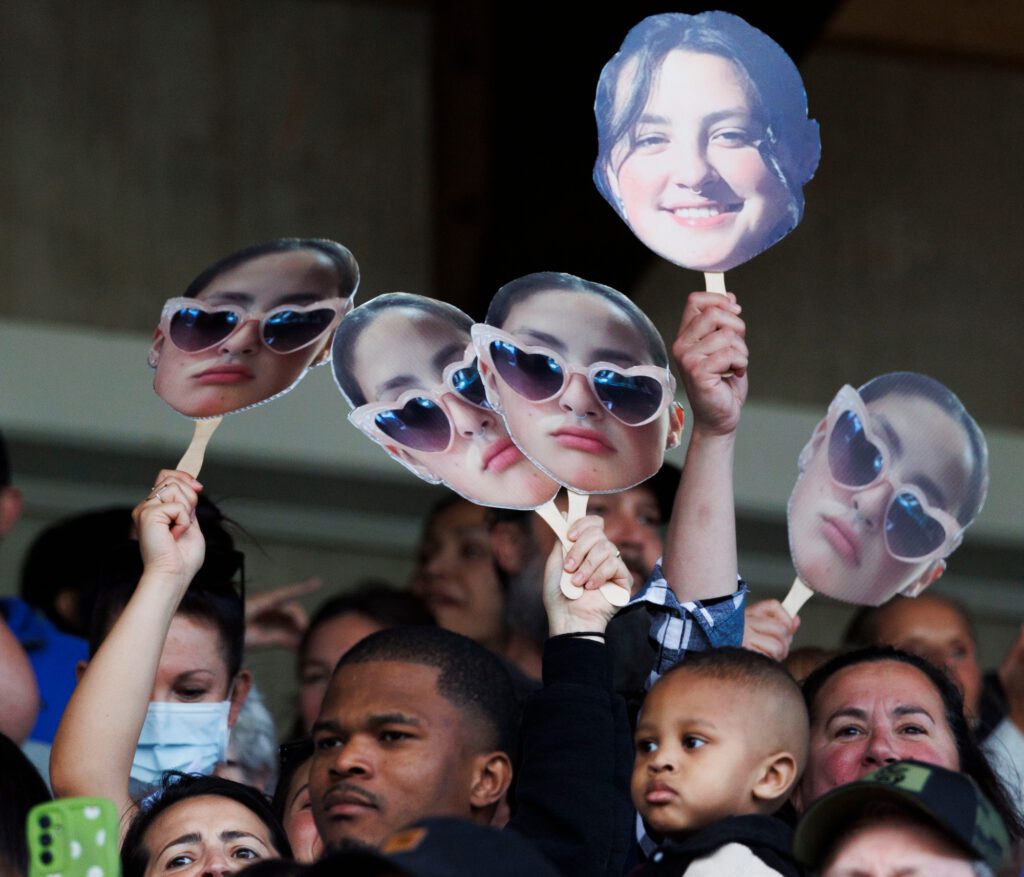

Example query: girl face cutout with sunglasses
[787,373,988,607]
[476,273,683,494]
[334,294,559,509]
[150,248,351,418]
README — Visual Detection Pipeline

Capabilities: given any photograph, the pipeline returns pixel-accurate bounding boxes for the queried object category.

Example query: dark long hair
[802,647,1024,842]
[594,12,820,231]
[121,773,292,877]
[184,238,359,302]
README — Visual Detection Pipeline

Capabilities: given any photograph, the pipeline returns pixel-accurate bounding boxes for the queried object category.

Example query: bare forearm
[662,426,739,602]
[0,617,39,743]
[50,571,186,812]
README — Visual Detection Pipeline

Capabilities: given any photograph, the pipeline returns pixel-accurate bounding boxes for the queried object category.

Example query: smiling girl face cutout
[474,272,683,495]
[150,239,359,419]
[594,11,820,273]
[787,373,988,607]
[333,293,559,510]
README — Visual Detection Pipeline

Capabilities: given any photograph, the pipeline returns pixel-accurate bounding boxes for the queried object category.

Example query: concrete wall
[1,3,1021,732]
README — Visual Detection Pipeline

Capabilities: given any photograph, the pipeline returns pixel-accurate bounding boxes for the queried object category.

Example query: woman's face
[349,306,558,508]
[409,501,506,646]
[142,796,278,877]
[799,661,960,808]
[608,50,791,272]
[281,759,322,863]
[485,290,678,493]
[151,614,232,703]
[788,393,972,607]
[298,611,383,733]
[152,250,341,418]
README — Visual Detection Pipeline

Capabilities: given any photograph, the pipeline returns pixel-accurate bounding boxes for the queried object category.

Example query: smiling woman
[796,647,1024,843]
[594,11,820,272]
[121,774,291,877]
[151,238,359,419]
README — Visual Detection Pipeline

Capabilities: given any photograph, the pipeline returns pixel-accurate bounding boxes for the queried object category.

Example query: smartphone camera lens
[41,852,53,865]
[38,815,51,828]
[40,833,52,846]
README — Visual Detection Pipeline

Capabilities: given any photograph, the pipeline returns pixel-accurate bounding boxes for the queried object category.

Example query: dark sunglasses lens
[828,410,883,487]
[169,307,238,352]
[886,493,947,559]
[490,341,563,401]
[450,361,488,408]
[263,308,335,353]
[592,370,663,424]
[374,397,451,452]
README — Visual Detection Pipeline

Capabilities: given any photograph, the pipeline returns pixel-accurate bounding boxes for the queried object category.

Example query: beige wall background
[0,0,1021,733]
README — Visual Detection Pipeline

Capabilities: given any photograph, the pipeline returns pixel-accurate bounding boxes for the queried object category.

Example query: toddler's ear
[752,751,799,806]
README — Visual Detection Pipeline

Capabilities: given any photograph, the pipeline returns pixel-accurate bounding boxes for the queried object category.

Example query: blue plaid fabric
[628,559,748,856]
[628,559,747,688]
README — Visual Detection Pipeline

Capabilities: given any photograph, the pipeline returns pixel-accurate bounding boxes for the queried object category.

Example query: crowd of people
[0,13,1020,874]
[1,268,1021,876]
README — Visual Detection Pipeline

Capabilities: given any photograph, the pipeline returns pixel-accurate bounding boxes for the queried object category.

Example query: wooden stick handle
[534,493,627,606]
[781,576,814,618]
[176,417,222,478]
[704,272,727,294]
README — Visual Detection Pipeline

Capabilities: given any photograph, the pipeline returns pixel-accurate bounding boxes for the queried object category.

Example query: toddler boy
[632,647,809,876]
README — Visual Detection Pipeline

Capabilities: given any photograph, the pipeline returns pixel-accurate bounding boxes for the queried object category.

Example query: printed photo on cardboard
[150,238,358,419]
[787,373,988,607]
[473,272,683,495]
[593,10,820,273]
[333,292,559,510]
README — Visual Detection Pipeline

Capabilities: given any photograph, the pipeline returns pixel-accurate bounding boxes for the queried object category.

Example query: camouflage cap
[793,759,1010,871]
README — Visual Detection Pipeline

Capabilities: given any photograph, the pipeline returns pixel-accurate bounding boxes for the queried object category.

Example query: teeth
[672,206,720,218]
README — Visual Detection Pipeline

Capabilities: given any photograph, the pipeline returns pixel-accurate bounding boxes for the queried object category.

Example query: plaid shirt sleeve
[628,559,748,858]
[626,558,748,691]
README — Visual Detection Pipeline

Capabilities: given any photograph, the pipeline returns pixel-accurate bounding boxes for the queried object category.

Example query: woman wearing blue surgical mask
[51,471,251,841]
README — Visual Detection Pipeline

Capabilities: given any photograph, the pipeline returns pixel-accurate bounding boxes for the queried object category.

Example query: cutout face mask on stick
[783,373,988,615]
[149,238,359,475]
[474,272,683,495]
[593,11,820,290]
[333,293,560,511]
[473,273,684,605]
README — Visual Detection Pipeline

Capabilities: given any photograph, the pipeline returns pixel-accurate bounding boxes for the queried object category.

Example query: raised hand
[742,599,800,662]
[245,576,323,651]
[544,515,632,636]
[661,291,748,602]
[673,291,748,437]
[131,469,205,588]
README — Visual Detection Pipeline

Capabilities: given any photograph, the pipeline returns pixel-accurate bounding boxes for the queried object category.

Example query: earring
[147,351,158,368]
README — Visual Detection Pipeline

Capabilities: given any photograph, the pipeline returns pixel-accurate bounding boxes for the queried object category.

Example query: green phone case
[27,797,120,877]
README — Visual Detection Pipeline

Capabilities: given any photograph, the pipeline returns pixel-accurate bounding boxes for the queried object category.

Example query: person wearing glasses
[787,372,988,608]
[474,272,683,495]
[333,293,558,509]
[150,238,359,419]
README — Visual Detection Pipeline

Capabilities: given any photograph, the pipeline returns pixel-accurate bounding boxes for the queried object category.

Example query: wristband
[548,631,605,641]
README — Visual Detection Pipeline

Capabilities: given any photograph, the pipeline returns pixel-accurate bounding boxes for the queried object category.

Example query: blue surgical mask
[129,699,231,795]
